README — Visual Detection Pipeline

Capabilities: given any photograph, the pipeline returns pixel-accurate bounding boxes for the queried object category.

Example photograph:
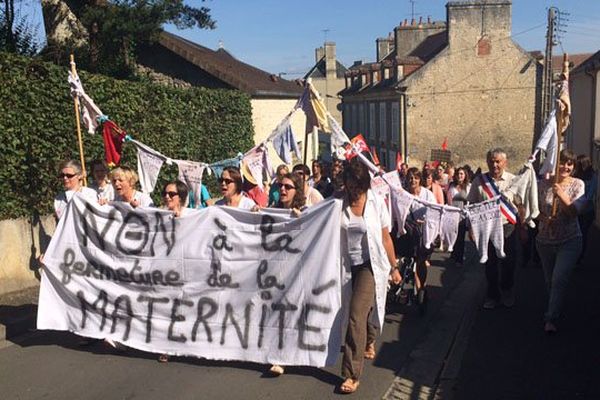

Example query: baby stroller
[388,219,430,316]
[387,257,428,315]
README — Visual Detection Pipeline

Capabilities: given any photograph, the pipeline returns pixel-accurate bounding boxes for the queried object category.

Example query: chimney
[418,17,423,26]
[376,37,393,61]
[315,46,325,63]
[446,1,511,49]
[324,42,337,80]
[394,18,446,57]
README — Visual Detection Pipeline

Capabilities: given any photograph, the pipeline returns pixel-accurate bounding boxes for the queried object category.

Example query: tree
[0,0,40,56]
[78,0,216,78]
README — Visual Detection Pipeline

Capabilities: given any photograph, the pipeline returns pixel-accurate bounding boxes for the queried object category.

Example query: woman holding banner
[111,166,154,208]
[268,172,306,376]
[399,168,436,292]
[158,180,190,363]
[339,158,400,394]
[54,159,98,220]
[215,167,257,210]
[536,149,585,334]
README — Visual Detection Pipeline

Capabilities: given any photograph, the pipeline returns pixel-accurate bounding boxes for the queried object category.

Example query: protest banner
[38,195,344,367]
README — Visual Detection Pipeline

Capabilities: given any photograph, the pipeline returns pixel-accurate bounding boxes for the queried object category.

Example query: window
[369,103,376,142]
[379,102,387,144]
[391,102,400,144]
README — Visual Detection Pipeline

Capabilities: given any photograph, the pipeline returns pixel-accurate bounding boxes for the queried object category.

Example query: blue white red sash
[481,173,518,225]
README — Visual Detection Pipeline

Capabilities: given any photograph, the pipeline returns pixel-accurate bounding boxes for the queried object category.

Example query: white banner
[38,195,344,367]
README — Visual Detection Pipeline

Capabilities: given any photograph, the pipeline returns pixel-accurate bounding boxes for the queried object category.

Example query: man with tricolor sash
[468,148,520,310]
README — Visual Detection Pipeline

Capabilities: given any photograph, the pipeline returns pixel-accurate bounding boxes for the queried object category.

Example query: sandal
[364,342,376,360]
[269,364,285,376]
[158,354,169,363]
[339,378,360,394]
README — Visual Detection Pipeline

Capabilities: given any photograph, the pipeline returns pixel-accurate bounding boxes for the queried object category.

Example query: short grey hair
[58,159,82,175]
[486,148,507,160]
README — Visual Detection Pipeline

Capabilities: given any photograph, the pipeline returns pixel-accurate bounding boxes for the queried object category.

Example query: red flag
[101,120,127,166]
[441,137,448,150]
[345,134,371,160]
[396,151,403,170]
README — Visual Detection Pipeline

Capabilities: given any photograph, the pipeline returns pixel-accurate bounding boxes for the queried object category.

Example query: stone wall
[404,2,538,169]
[0,216,55,296]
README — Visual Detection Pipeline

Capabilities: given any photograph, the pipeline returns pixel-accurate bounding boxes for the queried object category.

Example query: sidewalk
[446,225,600,400]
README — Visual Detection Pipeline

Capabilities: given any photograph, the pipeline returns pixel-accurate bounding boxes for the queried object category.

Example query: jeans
[485,225,517,302]
[536,237,582,323]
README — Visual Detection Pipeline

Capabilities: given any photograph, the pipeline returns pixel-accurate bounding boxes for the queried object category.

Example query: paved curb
[382,255,486,400]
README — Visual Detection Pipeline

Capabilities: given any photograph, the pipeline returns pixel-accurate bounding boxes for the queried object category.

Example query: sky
[20,0,600,77]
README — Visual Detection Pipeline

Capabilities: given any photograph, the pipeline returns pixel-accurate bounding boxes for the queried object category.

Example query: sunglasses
[162,191,179,198]
[219,178,235,185]
[281,183,296,191]
[59,173,77,179]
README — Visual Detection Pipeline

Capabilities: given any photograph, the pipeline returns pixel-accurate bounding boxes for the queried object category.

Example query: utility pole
[541,7,557,126]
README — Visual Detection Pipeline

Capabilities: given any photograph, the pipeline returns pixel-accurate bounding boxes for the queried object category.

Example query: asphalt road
[0,251,466,400]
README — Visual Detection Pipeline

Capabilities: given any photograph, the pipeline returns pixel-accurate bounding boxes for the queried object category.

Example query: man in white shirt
[468,148,518,310]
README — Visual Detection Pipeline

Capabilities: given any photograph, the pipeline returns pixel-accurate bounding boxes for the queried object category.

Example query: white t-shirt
[114,191,154,208]
[215,195,256,210]
[54,187,98,220]
[342,209,370,267]
[90,182,115,202]
[305,187,324,207]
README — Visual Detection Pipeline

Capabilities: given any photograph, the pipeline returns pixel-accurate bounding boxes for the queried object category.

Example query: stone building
[304,42,348,123]
[339,0,541,170]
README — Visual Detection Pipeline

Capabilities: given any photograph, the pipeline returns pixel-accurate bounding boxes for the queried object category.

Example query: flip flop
[339,378,360,394]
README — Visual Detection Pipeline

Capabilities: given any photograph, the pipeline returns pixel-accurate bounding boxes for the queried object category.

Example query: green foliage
[76,0,215,78]
[0,52,254,219]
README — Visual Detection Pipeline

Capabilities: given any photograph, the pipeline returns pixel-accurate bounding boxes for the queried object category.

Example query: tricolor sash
[481,173,518,225]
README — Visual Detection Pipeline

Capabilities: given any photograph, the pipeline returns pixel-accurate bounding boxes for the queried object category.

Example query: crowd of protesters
[47,146,597,394]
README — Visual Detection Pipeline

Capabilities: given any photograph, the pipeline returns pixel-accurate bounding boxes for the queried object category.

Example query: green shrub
[0,52,254,219]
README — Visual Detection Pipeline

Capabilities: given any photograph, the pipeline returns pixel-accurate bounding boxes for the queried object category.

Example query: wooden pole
[551,53,569,216]
[70,54,88,186]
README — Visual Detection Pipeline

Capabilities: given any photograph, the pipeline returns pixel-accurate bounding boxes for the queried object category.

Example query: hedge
[0,52,254,219]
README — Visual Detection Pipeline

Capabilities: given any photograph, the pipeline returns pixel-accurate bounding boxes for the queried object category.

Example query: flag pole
[70,54,88,186]
[551,53,569,217]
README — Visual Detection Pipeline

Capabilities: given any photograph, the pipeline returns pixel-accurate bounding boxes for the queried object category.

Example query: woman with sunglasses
[266,172,306,376]
[54,159,98,220]
[339,158,400,394]
[215,166,256,209]
[111,166,154,208]
[536,149,585,334]
[162,180,190,218]
[157,180,190,363]
[274,173,306,212]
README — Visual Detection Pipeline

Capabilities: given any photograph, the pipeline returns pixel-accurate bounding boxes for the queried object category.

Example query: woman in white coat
[339,158,400,394]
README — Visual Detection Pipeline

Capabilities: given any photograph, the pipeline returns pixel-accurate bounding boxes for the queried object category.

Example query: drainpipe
[585,68,597,161]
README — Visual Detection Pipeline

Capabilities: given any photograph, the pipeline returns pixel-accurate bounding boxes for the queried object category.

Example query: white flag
[131,140,166,194]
